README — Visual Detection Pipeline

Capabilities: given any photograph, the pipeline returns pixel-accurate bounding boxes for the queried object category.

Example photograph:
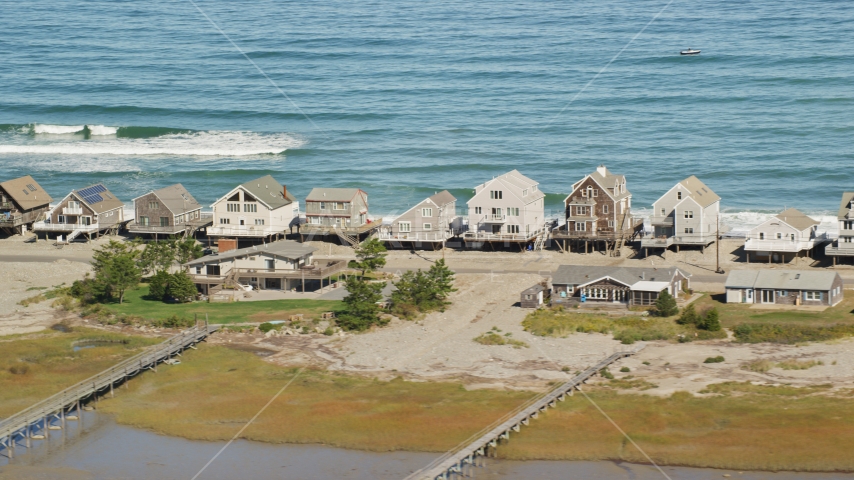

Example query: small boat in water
[680,48,701,55]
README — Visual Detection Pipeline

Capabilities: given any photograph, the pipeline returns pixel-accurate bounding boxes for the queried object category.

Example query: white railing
[62,206,83,215]
[206,225,283,237]
[33,221,100,232]
[377,231,453,242]
[463,227,543,242]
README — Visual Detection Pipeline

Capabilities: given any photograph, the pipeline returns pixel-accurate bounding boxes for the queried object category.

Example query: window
[474,207,482,215]
[684,227,694,234]
[255,219,265,225]
[148,201,159,210]
[160,217,169,227]
[603,205,609,214]
[575,222,586,231]
[507,225,520,234]
[523,189,528,196]
[677,191,682,200]
[490,190,503,200]
[777,290,788,296]
[244,204,257,213]
[776,232,782,239]
[592,189,598,197]
[219,218,230,224]
[58,215,66,224]
[577,206,589,216]
[422,208,433,217]
[139,216,149,226]
[333,202,345,210]
[759,232,765,240]
[844,237,853,243]
[684,211,694,219]
[805,291,821,301]
[399,222,411,233]
[423,223,432,230]
[309,216,322,225]
[608,220,614,228]
[660,208,665,216]
[227,203,240,212]
[508,207,520,216]
[491,207,502,219]
[532,185,537,191]
[195,266,202,274]
[319,202,326,210]
[844,221,853,230]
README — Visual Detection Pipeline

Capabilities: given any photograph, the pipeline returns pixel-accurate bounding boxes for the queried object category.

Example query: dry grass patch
[742,359,825,373]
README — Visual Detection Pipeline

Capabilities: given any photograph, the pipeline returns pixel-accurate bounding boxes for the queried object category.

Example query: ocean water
[1,0,852,234]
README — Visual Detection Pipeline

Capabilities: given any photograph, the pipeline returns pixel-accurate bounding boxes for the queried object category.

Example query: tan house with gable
[34,184,125,242]
[378,190,458,246]
[128,184,212,237]
[465,170,545,243]
[641,175,722,254]
[0,175,52,235]
[552,165,643,253]
[744,208,823,263]
[207,175,300,239]
[826,192,854,265]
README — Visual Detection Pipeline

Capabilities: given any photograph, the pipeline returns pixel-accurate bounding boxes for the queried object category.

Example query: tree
[654,289,679,317]
[138,241,174,275]
[353,238,387,276]
[147,270,172,301]
[166,271,197,303]
[91,240,141,304]
[427,259,456,302]
[698,307,722,331]
[175,238,204,266]
[338,277,386,331]
[676,303,699,325]
[391,260,458,317]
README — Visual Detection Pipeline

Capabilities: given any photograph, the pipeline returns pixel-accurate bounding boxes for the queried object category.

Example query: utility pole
[715,214,725,274]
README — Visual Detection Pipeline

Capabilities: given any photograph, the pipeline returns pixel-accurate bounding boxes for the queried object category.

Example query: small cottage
[725,270,843,306]
[128,184,209,236]
[520,284,547,308]
[0,175,52,235]
[34,183,125,241]
[551,265,690,306]
[744,208,822,263]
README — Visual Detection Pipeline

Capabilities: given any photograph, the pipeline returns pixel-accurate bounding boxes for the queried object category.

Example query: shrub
[620,367,630,372]
[734,323,854,344]
[323,327,334,336]
[642,361,651,366]
[677,303,699,326]
[259,322,275,333]
[473,332,528,348]
[337,278,387,331]
[698,307,722,331]
[147,270,172,301]
[154,315,195,329]
[166,272,197,303]
[600,368,615,379]
[704,356,725,364]
[18,294,47,307]
[654,290,679,317]
[391,302,419,320]
[9,364,30,375]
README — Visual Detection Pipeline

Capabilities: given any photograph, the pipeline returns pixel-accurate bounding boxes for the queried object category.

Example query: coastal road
[0,254,91,264]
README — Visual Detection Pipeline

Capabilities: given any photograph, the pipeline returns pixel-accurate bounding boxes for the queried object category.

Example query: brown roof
[140,184,202,214]
[0,175,52,210]
[678,175,720,208]
[72,184,124,214]
[306,188,365,202]
[775,208,818,231]
[838,192,854,220]
[428,190,456,206]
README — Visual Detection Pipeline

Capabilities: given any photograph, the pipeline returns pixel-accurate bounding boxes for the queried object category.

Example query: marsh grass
[522,309,725,344]
[473,332,528,348]
[744,359,824,372]
[0,329,159,417]
[500,386,854,471]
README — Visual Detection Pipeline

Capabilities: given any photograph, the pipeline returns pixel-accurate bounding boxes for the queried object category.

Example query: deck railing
[33,222,101,232]
[376,231,453,242]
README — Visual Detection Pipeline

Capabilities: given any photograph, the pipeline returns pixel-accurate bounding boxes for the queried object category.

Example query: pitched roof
[0,175,52,210]
[589,165,630,201]
[146,184,201,213]
[775,208,818,231]
[838,192,854,220]
[240,175,296,210]
[725,269,839,291]
[428,190,456,206]
[472,170,545,203]
[677,175,720,208]
[552,265,687,287]
[184,240,317,266]
[72,184,124,214]
[306,188,364,202]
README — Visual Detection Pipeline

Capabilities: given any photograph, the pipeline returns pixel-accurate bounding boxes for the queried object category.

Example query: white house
[744,208,822,263]
[465,170,545,241]
[826,191,854,266]
[378,190,458,245]
[207,175,300,239]
[641,175,721,253]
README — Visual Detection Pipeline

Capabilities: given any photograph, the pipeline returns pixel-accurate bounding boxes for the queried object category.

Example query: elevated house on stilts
[34,184,126,242]
[206,175,300,244]
[463,170,547,250]
[0,175,52,236]
[826,192,854,266]
[551,165,642,256]
[127,184,212,239]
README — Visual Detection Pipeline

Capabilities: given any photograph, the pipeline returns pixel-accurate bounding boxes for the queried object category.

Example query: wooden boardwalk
[405,346,644,480]
[0,324,218,458]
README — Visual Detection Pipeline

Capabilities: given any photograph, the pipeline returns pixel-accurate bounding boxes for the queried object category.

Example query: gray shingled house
[34,184,126,242]
[0,175,52,235]
[378,190,457,246]
[551,265,690,306]
[725,269,843,306]
[826,192,854,265]
[304,188,369,228]
[128,184,211,237]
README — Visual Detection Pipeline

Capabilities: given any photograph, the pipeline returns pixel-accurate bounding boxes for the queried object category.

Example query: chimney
[642,272,645,280]
[283,185,287,199]
[597,165,607,176]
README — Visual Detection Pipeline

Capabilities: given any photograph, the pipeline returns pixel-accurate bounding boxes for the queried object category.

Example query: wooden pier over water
[406,347,643,480]
[0,324,218,459]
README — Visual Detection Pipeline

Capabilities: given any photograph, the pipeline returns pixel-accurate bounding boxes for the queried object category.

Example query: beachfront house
[826,192,854,266]
[184,240,347,294]
[378,190,458,246]
[552,165,643,254]
[0,175,52,235]
[551,265,690,307]
[128,184,211,237]
[743,208,823,263]
[725,269,843,307]
[34,184,125,242]
[465,170,545,243]
[304,188,370,228]
[207,175,300,240]
[640,175,721,254]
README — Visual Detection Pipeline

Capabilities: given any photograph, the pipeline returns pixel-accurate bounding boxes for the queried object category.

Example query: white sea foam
[86,125,119,135]
[633,207,840,236]
[0,130,305,156]
[33,124,85,134]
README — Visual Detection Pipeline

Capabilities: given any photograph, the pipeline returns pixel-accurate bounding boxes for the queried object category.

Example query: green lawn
[103,286,344,324]
[692,293,854,328]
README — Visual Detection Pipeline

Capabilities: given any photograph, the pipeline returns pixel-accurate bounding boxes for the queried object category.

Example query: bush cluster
[704,356,725,363]
[676,304,721,331]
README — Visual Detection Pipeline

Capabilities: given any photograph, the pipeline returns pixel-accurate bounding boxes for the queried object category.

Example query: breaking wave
[0,124,305,156]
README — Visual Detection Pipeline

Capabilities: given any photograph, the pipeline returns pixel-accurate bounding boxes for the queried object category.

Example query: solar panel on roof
[78,184,107,205]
